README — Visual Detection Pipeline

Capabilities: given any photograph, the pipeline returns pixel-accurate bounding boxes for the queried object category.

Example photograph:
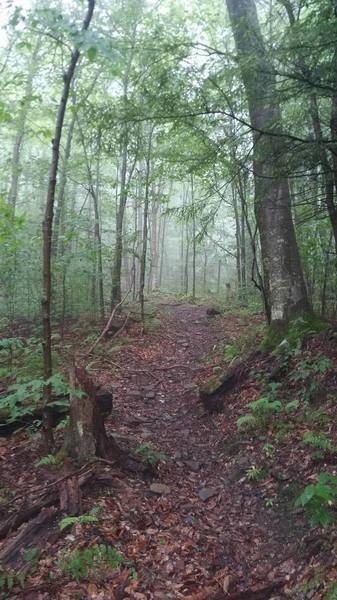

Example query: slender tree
[41,0,95,448]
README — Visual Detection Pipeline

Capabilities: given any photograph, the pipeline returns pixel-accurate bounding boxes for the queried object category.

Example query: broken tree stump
[65,367,119,464]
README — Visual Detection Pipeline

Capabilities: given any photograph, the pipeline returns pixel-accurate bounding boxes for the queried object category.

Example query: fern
[59,514,99,531]
[58,544,123,582]
[302,432,332,451]
[35,454,58,468]
[236,414,256,430]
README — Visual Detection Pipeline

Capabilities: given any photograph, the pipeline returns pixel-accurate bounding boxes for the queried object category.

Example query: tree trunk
[7,38,41,211]
[52,111,76,257]
[41,0,95,450]
[191,176,196,301]
[78,121,105,320]
[226,0,310,325]
[232,184,242,291]
[139,126,154,325]
[217,260,221,294]
[159,212,167,288]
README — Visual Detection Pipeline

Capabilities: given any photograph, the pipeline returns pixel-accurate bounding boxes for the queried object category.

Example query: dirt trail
[95,304,305,598]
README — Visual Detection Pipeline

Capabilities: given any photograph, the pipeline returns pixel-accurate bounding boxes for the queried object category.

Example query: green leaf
[87,47,97,61]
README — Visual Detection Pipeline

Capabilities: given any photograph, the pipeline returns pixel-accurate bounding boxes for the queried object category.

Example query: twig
[13,462,94,502]
[152,364,193,371]
[86,286,132,355]
[111,311,130,339]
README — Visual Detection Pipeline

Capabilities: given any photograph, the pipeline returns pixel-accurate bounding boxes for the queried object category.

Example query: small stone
[185,460,200,472]
[128,390,142,398]
[198,487,218,501]
[145,391,156,399]
[149,483,170,495]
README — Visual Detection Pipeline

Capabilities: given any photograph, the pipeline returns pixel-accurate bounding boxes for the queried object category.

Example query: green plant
[264,497,274,508]
[302,432,332,452]
[224,343,240,363]
[262,443,274,458]
[135,442,166,466]
[295,472,337,527]
[0,373,84,426]
[22,547,39,573]
[0,487,15,505]
[58,543,123,582]
[289,354,331,383]
[59,512,99,531]
[237,383,282,431]
[301,408,330,426]
[0,563,26,595]
[325,583,337,599]
[246,465,264,482]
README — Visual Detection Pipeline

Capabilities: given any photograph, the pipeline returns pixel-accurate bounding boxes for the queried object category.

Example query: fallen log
[0,468,95,540]
[0,507,59,567]
[0,493,57,540]
[199,351,268,413]
[222,579,285,599]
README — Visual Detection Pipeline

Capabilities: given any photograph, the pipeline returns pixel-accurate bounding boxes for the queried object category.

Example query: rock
[206,307,222,317]
[198,487,218,501]
[128,390,142,398]
[185,460,200,472]
[149,483,170,495]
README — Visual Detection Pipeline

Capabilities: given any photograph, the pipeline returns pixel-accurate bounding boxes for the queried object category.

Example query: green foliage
[236,413,257,431]
[301,408,330,426]
[237,383,283,431]
[0,563,26,595]
[224,343,240,363]
[289,354,332,383]
[262,443,274,458]
[295,473,337,527]
[135,442,166,466]
[246,465,265,482]
[302,432,333,452]
[261,316,329,352]
[58,543,123,582]
[59,513,99,531]
[325,583,337,600]
[35,454,63,468]
[0,373,84,426]
[0,487,15,505]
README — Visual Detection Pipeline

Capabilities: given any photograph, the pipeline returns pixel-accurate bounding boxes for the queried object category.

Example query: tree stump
[66,367,115,463]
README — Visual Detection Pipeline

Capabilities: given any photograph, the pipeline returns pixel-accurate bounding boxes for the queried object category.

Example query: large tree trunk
[226,0,310,325]
[41,0,95,450]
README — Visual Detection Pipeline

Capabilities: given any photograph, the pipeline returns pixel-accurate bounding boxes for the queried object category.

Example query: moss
[260,313,329,352]
[199,375,222,396]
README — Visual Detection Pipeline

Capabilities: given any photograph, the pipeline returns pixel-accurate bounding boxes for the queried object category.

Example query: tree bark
[191,176,196,301]
[139,125,154,325]
[41,0,95,450]
[7,38,41,211]
[226,0,310,325]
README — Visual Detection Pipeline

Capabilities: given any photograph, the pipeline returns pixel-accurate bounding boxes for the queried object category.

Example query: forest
[0,0,337,598]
